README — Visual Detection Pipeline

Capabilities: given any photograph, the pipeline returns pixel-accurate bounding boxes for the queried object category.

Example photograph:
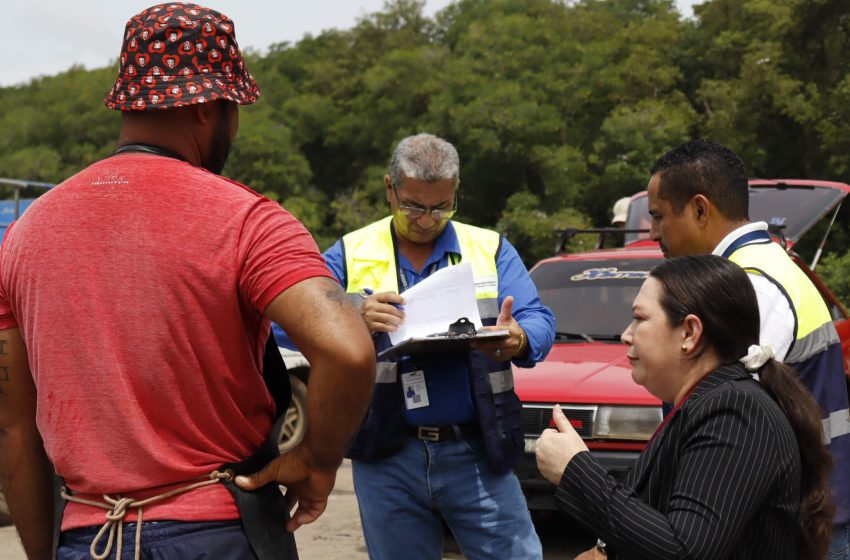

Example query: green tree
[0,146,63,182]
[3,0,850,276]
[497,192,593,267]
[225,103,313,199]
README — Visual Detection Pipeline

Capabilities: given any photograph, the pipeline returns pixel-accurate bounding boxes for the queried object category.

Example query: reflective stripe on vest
[787,321,841,364]
[375,362,398,384]
[489,369,514,393]
[342,217,511,391]
[825,408,850,442]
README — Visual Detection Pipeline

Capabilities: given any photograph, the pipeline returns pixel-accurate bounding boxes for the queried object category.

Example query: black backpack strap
[51,474,66,560]
[262,330,291,417]
[219,331,299,559]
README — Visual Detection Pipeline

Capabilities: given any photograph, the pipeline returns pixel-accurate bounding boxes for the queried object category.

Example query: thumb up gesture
[535,405,590,485]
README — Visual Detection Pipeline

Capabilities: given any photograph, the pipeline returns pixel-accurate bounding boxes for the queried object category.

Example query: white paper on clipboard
[389,262,482,345]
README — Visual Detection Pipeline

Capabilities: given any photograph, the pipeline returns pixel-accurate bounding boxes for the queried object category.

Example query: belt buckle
[417,426,441,442]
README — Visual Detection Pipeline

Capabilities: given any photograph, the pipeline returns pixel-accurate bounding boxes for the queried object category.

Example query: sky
[4,0,701,88]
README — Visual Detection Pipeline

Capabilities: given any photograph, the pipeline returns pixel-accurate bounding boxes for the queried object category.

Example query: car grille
[522,405,595,439]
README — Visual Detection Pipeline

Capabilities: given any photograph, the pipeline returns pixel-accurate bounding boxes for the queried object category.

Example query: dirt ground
[0,460,590,559]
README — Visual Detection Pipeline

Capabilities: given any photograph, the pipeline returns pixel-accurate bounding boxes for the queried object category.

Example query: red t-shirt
[0,154,333,529]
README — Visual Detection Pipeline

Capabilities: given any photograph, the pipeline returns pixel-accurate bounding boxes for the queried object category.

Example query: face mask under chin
[392,209,449,243]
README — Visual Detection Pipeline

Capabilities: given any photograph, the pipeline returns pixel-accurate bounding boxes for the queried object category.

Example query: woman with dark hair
[536,255,833,559]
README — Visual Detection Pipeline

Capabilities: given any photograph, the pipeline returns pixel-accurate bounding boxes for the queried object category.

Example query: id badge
[401,370,429,410]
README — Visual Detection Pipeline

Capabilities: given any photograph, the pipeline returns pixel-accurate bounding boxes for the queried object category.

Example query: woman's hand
[535,404,589,485]
[575,546,607,559]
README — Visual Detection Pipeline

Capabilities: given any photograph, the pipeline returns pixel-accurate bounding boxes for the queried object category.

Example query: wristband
[517,324,527,356]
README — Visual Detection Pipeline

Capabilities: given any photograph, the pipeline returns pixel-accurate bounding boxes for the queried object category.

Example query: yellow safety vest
[729,242,838,365]
[343,216,500,320]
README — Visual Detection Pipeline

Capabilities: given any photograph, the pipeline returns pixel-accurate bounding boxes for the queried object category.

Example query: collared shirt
[712,221,793,360]
[323,220,555,426]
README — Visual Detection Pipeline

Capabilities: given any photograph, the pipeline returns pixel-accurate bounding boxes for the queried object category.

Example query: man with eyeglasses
[321,133,555,559]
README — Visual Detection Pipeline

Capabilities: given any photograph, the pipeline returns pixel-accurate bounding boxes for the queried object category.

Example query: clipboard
[378,329,510,361]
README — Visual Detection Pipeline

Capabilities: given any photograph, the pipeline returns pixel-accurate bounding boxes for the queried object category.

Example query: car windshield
[531,258,663,340]
[624,184,846,245]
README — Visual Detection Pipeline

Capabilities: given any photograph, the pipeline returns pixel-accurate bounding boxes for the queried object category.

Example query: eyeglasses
[391,184,458,221]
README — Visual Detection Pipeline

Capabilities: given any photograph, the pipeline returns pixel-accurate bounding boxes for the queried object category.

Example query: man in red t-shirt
[0,4,375,560]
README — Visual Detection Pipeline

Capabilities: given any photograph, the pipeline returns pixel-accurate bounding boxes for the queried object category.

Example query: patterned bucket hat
[104,3,260,111]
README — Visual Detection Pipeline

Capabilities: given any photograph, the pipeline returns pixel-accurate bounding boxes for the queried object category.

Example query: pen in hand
[363,288,405,310]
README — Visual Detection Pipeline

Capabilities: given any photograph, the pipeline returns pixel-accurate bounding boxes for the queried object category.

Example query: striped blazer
[555,364,802,559]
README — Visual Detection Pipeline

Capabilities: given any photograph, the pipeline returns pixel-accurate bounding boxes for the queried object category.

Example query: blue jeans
[58,520,258,560]
[352,436,542,560]
[828,524,850,559]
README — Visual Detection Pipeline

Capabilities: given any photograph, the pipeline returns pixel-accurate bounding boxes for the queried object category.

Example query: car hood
[514,342,659,406]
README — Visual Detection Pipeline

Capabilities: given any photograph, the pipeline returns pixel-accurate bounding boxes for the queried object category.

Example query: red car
[515,180,850,511]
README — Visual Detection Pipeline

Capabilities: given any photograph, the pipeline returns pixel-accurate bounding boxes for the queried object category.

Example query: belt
[407,422,481,442]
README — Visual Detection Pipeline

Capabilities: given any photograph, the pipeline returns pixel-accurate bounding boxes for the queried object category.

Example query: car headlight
[593,406,662,441]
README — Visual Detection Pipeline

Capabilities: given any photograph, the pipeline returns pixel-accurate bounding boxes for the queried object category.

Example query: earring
[681,344,688,352]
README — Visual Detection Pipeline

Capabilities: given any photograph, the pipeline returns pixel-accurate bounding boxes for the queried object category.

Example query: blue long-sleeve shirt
[323,220,555,426]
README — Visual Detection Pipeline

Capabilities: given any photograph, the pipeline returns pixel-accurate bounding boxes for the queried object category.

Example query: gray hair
[388,133,460,189]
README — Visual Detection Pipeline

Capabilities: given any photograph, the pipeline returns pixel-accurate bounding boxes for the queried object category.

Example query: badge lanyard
[389,222,460,380]
[390,222,458,292]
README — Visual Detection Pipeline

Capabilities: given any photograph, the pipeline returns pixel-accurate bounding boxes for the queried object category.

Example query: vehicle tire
[278,374,308,453]
[0,483,10,526]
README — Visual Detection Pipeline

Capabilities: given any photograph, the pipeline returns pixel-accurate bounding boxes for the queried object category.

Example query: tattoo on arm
[322,279,348,307]
[0,367,7,394]
[0,339,6,355]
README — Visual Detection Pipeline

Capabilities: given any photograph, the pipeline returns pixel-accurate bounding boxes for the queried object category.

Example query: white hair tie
[739,344,775,380]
